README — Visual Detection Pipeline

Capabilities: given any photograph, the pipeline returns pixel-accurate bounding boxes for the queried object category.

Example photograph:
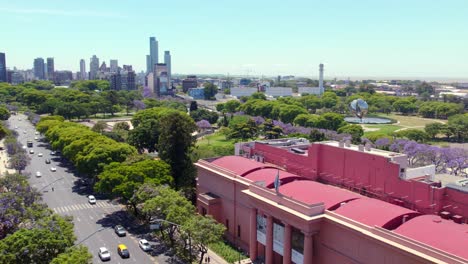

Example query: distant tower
[164,51,171,80]
[80,59,87,80]
[89,55,99,80]
[47,57,55,81]
[319,63,324,95]
[0,52,6,83]
[33,58,45,80]
[146,55,151,74]
[149,37,158,72]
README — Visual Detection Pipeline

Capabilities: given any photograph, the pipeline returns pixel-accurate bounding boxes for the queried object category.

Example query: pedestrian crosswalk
[52,201,120,214]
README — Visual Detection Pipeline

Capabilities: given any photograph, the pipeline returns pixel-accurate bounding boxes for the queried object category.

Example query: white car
[23,130,27,134]
[35,131,39,135]
[38,153,43,157]
[14,126,18,129]
[34,136,39,141]
[138,239,151,251]
[35,171,42,177]
[50,167,57,172]
[98,247,111,261]
[22,145,27,149]
[29,149,34,154]
[88,195,96,204]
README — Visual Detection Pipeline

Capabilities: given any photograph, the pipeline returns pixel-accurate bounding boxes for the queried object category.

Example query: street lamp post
[38,177,64,192]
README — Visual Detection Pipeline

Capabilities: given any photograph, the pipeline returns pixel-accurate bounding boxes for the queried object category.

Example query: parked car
[88,195,96,204]
[98,247,111,261]
[117,244,130,258]
[45,159,51,164]
[114,225,126,237]
[35,171,42,177]
[50,167,57,172]
[38,153,43,157]
[138,239,151,251]
[50,151,56,155]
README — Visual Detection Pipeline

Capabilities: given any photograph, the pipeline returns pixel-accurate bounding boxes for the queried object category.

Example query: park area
[362,114,447,137]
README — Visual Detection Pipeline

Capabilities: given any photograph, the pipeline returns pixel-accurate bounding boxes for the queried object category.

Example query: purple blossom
[196,120,212,130]
[142,86,153,98]
[375,138,390,148]
[252,116,265,126]
[133,100,146,110]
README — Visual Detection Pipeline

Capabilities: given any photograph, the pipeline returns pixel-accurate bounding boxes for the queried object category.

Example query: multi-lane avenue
[8,114,158,264]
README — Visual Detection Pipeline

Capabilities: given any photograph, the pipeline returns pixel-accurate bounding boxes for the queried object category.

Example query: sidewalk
[0,140,16,176]
[205,249,230,264]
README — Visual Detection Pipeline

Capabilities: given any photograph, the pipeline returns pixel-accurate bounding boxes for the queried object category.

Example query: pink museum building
[195,139,468,264]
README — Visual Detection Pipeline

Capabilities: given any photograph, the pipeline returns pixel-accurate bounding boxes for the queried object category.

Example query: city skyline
[1,0,468,79]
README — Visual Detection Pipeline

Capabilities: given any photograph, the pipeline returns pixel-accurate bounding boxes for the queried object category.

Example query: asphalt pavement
[7,114,159,264]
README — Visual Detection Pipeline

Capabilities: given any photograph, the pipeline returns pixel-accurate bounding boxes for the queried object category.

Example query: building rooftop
[394,215,468,260]
[279,180,362,209]
[334,198,421,230]
[319,141,407,159]
[210,156,276,176]
[244,168,302,188]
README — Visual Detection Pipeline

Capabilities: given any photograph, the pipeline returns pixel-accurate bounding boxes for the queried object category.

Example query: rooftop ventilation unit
[291,148,306,154]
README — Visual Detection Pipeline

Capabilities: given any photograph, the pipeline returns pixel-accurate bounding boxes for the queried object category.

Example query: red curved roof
[210,156,275,176]
[394,215,468,260]
[334,198,421,229]
[244,168,302,188]
[279,180,362,209]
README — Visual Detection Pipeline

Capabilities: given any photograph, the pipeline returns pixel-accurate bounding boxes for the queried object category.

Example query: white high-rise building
[80,59,86,80]
[164,51,171,80]
[90,55,99,80]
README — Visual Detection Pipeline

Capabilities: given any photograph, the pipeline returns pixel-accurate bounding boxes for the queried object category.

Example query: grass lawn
[197,133,235,148]
[363,124,401,137]
[385,113,446,127]
[195,133,236,159]
[209,241,247,264]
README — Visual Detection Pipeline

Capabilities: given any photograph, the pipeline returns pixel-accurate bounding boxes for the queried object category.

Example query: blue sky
[1,0,468,79]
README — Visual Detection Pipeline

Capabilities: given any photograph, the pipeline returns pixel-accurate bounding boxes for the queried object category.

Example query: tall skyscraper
[47,57,55,81]
[110,60,118,73]
[164,51,171,80]
[319,63,324,95]
[33,58,45,80]
[89,55,99,80]
[80,59,87,80]
[0,52,6,82]
[148,37,158,73]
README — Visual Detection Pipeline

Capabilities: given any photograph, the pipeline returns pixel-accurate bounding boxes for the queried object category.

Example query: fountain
[345,99,392,124]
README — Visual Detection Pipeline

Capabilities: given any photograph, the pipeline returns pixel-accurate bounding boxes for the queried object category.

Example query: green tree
[316,112,345,131]
[223,100,241,113]
[447,113,468,142]
[92,121,107,133]
[183,215,226,264]
[392,99,417,115]
[394,129,429,142]
[424,122,446,139]
[203,83,218,100]
[157,111,197,193]
[190,109,219,124]
[142,186,195,247]
[337,124,364,144]
[50,246,92,264]
[0,106,11,120]
[278,105,308,124]
[249,92,267,100]
[0,214,76,264]
[95,159,173,214]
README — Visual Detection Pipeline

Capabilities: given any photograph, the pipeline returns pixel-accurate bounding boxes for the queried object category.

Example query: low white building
[265,87,292,97]
[298,87,322,95]
[231,87,257,98]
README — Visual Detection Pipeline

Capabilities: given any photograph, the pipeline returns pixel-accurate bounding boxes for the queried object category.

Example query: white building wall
[266,87,292,97]
[231,87,257,98]
[298,87,321,95]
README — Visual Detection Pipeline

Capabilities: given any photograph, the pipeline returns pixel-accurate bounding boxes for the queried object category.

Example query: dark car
[114,225,126,237]
[117,244,130,258]
[45,159,51,164]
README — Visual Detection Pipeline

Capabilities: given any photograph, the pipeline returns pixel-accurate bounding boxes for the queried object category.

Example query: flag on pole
[274,169,280,194]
